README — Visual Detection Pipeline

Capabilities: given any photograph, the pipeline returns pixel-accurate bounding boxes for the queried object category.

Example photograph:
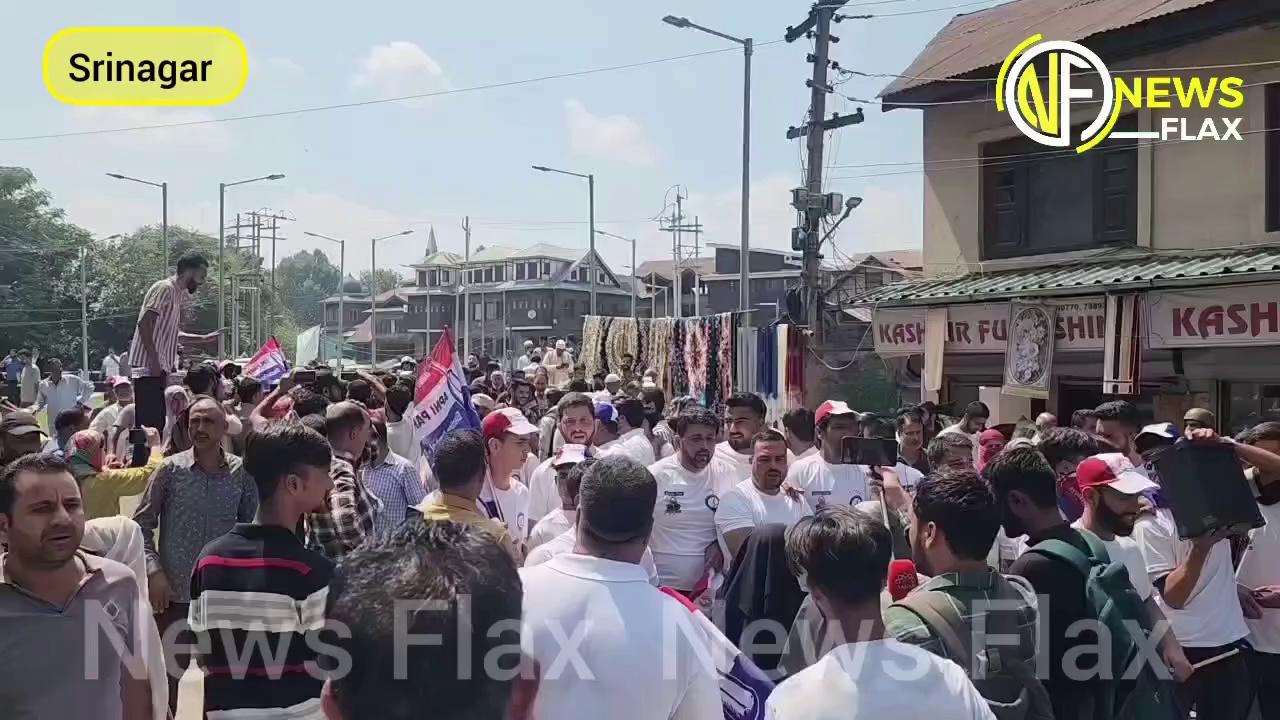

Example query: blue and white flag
[412,327,481,468]
[243,337,289,387]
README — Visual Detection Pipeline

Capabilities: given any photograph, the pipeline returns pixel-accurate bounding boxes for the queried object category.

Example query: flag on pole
[412,327,481,467]
[243,337,290,387]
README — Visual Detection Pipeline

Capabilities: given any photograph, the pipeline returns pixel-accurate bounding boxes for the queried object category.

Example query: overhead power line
[0,41,783,143]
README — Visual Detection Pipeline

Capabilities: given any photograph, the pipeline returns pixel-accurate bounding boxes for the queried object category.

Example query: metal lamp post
[370,229,415,367]
[105,173,167,278]
[533,165,596,315]
[304,231,348,371]
[594,229,637,318]
[662,15,752,321]
[218,173,284,359]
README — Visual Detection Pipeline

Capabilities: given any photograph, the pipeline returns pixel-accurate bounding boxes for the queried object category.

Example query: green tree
[0,166,93,364]
[274,249,341,329]
[358,268,404,297]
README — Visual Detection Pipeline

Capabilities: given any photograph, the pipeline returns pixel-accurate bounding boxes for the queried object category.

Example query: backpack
[1025,529,1180,720]
[893,572,1053,720]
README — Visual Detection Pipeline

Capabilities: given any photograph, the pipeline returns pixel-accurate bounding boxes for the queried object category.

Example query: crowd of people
[5,251,1280,720]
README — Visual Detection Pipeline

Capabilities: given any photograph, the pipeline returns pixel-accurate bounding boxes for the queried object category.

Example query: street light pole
[595,229,637,318]
[105,173,168,277]
[303,231,348,371]
[662,15,753,321]
[217,173,285,359]
[588,174,597,316]
[533,164,597,314]
[370,229,415,367]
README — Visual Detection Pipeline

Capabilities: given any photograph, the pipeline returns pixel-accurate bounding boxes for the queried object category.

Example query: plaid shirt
[305,450,382,560]
[365,451,426,538]
[883,570,1039,667]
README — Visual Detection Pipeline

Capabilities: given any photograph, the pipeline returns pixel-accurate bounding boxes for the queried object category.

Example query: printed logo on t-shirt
[705,494,719,511]
[812,490,832,510]
[664,491,683,514]
[849,494,864,506]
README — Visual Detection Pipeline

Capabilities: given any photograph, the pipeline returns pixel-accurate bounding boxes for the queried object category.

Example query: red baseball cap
[815,400,858,426]
[1076,453,1157,495]
[481,407,538,440]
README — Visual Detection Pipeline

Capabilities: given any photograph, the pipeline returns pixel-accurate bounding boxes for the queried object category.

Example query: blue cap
[594,402,618,425]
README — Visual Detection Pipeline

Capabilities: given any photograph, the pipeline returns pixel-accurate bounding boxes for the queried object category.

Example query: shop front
[867,282,1280,434]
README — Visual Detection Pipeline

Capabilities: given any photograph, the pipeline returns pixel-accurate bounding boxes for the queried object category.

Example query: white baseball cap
[605,373,622,384]
[1076,453,1158,495]
[815,400,858,426]
[553,444,590,467]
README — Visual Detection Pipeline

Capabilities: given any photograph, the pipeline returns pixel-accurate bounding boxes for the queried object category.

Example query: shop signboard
[873,297,1107,356]
[1148,284,1280,349]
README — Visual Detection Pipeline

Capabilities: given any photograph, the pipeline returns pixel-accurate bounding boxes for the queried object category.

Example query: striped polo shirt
[130,277,185,377]
[189,523,333,719]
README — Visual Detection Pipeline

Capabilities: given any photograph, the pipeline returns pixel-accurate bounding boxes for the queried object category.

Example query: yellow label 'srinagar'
[43,27,247,106]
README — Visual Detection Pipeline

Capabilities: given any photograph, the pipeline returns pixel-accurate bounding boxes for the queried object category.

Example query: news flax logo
[997,34,1245,153]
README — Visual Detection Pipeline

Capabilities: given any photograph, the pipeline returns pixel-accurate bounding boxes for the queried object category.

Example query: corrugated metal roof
[850,246,1280,305]
[880,0,1220,100]
[469,243,582,263]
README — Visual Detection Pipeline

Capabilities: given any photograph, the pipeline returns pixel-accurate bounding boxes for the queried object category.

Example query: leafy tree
[358,268,404,297]
[274,249,342,328]
[0,166,92,363]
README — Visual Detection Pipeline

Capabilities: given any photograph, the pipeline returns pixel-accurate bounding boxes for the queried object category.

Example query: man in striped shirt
[130,252,220,434]
[189,422,335,720]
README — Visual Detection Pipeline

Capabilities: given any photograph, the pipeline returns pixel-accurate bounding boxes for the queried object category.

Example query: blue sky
[3,0,1001,277]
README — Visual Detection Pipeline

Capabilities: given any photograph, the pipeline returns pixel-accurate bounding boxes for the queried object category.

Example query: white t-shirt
[1237,500,1280,654]
[598,428,657,467]
[1071,521,1153,600]
[526,457,561,530]
[715,479,812,539]
[646,455,738,591]
[90,403,121,434]
[715,440,796,484]
[795,446,818,461]
[480,477,531,539]
[524,527,659,585]
[521,553,720,720]
[529,507,574,551]
[765,639,995,720]
[101,355,120,379]
[786,454,871,511]
[1133,507,1249,647]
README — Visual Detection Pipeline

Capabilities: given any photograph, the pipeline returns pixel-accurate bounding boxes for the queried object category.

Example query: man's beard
[728,436,751,452]
[1095,498,1138,536]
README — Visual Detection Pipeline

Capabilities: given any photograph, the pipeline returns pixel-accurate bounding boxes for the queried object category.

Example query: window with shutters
[981,114,1137,259]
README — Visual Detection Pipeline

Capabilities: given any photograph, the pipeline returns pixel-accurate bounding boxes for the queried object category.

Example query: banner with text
[873,298,1107,356]
[1148,284,1280,349]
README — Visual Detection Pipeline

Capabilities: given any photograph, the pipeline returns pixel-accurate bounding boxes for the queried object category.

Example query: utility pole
[787,0,862,339]
[80,246,88,375]
[659,190,703,320]
[462,216,471,358]
[269,216,278,338]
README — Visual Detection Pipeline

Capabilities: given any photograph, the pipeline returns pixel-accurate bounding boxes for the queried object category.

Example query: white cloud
[67,106,232,151]
[351,41,448,97]
[563,99,658,167]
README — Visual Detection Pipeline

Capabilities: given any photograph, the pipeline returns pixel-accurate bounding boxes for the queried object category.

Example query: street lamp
[105,173,167,278]
[595,229,637,318]
[304,231,348,372]
[533,164,597,315]
[663,15,753,321]
[218,173,285,359]
[370,229,415,367]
